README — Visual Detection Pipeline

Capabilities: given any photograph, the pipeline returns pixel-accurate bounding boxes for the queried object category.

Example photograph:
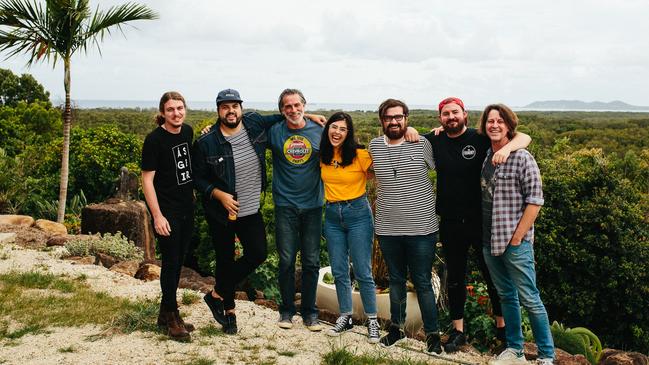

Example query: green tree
[0,68,50,106]
[0,0,157,222]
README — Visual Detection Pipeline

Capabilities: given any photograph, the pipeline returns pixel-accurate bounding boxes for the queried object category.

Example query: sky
[2,0,649,109]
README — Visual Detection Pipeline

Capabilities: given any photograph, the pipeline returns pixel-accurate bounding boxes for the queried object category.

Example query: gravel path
[0,240,491,365]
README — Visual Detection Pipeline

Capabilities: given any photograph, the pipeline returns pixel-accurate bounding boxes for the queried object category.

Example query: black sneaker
[427,332,443,354]
[379,324,405,347]
[444,328,466,353]
[223,313,238,335]
[327,315,353,337]
[204,293,227,326]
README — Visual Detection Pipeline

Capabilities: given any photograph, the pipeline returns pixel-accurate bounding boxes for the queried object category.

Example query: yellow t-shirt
[320,148,373,202]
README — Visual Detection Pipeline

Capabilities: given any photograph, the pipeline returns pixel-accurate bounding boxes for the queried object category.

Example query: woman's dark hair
[478,103,518,140]
[320,112,360,167]
[156,91,186,125]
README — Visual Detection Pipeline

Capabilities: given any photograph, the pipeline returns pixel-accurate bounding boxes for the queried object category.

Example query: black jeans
[158,212,194,311]
[209,212,267,311]
[440,217,502,320]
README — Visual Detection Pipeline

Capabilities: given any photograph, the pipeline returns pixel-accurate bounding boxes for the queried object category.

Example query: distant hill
[524,100,649,111]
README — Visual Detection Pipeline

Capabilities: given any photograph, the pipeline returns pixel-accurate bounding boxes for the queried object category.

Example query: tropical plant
[0,0,157,222]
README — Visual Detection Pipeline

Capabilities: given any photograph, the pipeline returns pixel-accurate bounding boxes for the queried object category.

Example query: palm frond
[81,2,157,53]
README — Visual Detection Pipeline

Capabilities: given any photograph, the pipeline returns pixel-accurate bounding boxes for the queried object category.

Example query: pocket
[206,156,226,177]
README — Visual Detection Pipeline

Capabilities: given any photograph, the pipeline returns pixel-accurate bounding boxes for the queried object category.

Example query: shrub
[65,232,143,261]
[535,147,649,353]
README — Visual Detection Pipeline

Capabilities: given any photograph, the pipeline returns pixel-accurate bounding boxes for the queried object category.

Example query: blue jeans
[483,241,555,359]
[324,196,377,316]
[275,205,322,319]
[378,233,439,334]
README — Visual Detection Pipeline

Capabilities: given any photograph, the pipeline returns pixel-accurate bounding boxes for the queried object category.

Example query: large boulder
[178,266,215,293]
[34,219,67,236]
[81,200,155,259]
[0,215,34,227]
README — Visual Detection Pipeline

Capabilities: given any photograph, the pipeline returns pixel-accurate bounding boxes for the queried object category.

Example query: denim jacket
[192,111,283,224]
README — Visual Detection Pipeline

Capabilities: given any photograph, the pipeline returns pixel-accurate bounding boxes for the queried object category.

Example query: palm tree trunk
[56,57,71,223]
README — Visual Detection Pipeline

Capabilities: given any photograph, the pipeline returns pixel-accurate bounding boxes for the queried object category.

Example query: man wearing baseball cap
[425,97,531,352]
[193,89,325,334]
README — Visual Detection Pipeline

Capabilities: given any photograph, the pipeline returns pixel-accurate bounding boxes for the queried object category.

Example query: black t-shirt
[424,128,490,220]
[141,124,194,216]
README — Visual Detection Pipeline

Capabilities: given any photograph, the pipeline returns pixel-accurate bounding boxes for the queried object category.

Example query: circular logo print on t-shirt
[283,135,312,164]
[462,145,477,160]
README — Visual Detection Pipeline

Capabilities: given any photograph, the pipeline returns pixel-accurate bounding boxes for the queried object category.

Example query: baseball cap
[216,89,243,106]
[438,97,465,113]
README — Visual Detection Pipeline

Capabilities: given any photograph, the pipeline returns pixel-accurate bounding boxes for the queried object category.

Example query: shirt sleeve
[520,151,544,206]
[356,148,373,172]
[422,138,435,170]
[141,133,158,172]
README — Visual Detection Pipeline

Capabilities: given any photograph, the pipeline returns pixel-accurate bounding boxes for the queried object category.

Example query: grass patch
[322,348,433,365]
[0,320,46,340]
[277,350,296,357]
[181,290,201,305]
[0,271,160,336]
[198,324,224,337]
[182,358,215,365]
[57,345,76,353]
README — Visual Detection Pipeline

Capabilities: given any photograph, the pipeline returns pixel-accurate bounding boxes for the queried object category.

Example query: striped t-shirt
[225,128,262,218]
[368,136,439,236]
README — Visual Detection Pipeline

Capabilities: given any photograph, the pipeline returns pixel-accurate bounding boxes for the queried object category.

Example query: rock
[0,232,16,244]
[115,167,139,201]
[0,223,49,249]
[555,349,590,365]
[255,290,264,300]
[46,235,68,246]
[524,342,539,360]
[599,349,649,365]
[109,260,140,277]
[254,299,278,311]
[234,291,248,301]
[96,252,119,268]
[178,266,215,293]
[135,263,161,281]
[34,219,67,236]
[81,200,156,259]
[0,215,34,227]
[68,256,96,265]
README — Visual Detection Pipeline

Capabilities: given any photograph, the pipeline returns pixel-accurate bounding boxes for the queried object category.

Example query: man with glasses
[368,98,442,354]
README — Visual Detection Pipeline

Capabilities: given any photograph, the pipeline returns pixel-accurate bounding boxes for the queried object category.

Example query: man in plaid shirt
[479,104,554,365]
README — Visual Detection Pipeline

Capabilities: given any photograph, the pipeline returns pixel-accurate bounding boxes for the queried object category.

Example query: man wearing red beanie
[425,97,531,352]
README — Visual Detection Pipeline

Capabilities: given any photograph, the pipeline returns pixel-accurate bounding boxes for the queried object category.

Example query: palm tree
[0,0,157,222]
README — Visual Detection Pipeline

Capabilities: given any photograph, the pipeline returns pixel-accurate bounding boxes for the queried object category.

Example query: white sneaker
[488,348,527,365]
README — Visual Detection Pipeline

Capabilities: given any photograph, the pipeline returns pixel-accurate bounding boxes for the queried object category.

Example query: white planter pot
[316,266,432,336]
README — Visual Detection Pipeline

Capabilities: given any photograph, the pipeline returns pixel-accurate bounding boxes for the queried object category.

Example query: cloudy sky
[3,0,649,109]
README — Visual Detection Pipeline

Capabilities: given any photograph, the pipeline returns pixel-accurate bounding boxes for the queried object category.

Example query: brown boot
[157,309,195,332]
[175,310,195,332]
[162,310,190,340]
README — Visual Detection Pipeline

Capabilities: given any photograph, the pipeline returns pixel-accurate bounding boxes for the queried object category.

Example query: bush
[535,147,649,353]
[65,232,143,261]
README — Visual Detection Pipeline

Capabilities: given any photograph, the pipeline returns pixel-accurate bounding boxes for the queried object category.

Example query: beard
[383,123,406,140]
[442,117,467,135]
[218,113,243,129]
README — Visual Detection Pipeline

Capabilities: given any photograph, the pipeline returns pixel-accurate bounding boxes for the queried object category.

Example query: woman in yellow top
[320,112,379,343]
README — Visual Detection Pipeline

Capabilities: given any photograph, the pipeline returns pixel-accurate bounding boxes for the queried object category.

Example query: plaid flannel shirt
[483,149,544,256]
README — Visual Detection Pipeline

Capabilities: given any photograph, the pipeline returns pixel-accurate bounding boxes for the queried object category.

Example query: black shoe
[427,332,443,354]
[327,315,353,337]
[379,324,405,347]
[223,313,238,335]
[444,328,466,353]
[204,293,227,326]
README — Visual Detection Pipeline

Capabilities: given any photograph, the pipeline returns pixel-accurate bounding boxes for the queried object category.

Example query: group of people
[141,88,555,365]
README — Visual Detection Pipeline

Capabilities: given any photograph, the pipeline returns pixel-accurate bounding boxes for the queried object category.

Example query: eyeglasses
[382,114,405,122]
